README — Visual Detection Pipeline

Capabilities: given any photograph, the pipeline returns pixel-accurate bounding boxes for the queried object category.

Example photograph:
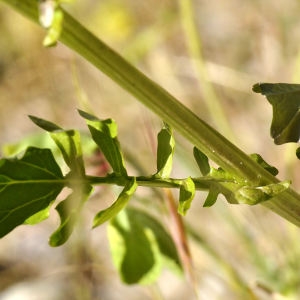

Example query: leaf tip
[78,109,98,121]
[252,83,262,93]
[29,115,62,132]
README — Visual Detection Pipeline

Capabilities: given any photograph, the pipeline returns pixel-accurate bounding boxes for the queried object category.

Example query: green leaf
[178,177,195,216]
[0,147,64,237]
[253,83,300,144]
[24,204,52,225]
[49,184,93,246]
[30,115,86,176]
[50,130,85,176]
[202,167,244,205]
[193,147,210,175]
[156,123,175,178]
[29,115,62,132]
[79,110,127,176]
[108,207,181,284]
[203,189,219,207]
[93,178,137,228]
[249,153,278,176]
[235,181,290,205]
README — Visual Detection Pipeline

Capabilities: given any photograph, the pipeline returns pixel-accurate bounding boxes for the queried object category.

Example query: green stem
[85,175,227,190]
[3,0,300,226]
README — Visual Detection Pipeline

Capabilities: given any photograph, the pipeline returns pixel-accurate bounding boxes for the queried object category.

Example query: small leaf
[156,123,175,178]
[29,115,62,132]
[49,184,93,246]
[253,83,300,144]
[79,110,127,176]
[24,204,52,225]
[50,130,85,176]
[108,207,181,285]
[203,189,219,207]
[178,177,195,216]
[249,153,278,176]
[93,178,137,228]
[259,180,290,197]
[193,147,210,175]
[235,181,290,205]
[30,115,86,176]
[0,147,64,237]
[209,167,237,181]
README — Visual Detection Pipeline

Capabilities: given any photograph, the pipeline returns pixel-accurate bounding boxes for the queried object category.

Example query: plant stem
[85,175,214,190]
[3,0,300,226]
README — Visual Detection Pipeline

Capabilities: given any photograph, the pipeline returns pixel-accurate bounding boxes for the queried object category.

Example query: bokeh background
[1,0,300,299]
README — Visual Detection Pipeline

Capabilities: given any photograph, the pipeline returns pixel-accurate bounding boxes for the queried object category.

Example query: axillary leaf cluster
[0,110,289,246]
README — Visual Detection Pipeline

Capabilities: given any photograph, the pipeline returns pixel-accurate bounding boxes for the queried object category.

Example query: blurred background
[1,0,300,299]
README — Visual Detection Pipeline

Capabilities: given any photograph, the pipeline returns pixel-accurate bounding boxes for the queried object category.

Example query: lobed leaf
[29,116,92,245]
[178,177,195,215]
[249,153,278,176]
[108,207,182,284]
[0,147,64,237]
[50,129,85,176]
[93,178,137,228]
[193,147,210,176]
[29,115,62,132]
[235,181,290,205]
[49,184,93,246]
[30,115,86,176]
[156,123,175,178]
[24,204,53,225]
[253,83,300,144]
[203,189,219,207]
[79,110,127,176]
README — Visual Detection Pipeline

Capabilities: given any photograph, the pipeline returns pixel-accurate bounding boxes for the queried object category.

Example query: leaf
[235,181,290,205]
[193,147,210,175]
[93,178,137,228]
[200,166,248,206]
[79,110,127,176]
[253,83,300,144]
[50,130,85,176]
[29,115,62,132]
[108,207,181,284]
[24,204,52,225]
[49,184,93,246]
[0,147,64,238]
[178,177,195,216]
[193,148,222,206]
[249,153,278,176]
[29,115,94,245]
[156,123,175,178]
[30,115,86,176]
[203,189,219,207]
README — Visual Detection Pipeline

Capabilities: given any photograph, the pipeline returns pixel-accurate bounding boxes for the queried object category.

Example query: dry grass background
[1,0,300,299]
